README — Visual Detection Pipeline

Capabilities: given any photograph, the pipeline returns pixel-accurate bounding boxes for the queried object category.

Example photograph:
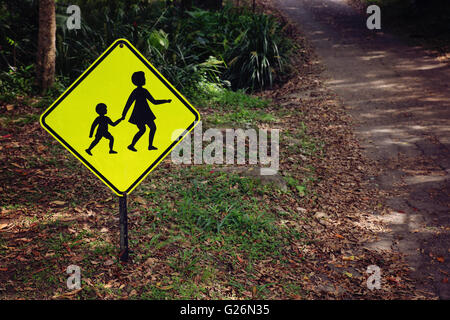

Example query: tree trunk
[36,0,56,94]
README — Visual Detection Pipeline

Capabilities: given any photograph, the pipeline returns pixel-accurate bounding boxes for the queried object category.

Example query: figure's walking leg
[86,136,101,155]
[106,133,117,154]
[128,124,146,152]
[148,121,157,150]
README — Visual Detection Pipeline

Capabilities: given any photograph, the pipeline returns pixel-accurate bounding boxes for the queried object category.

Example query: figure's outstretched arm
[122,92,136,120]
[89,118,99,138]
[145,89,171,105]
[111,118,122,126]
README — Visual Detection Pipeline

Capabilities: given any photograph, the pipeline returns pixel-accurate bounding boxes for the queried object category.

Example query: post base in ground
[119,194,129,262]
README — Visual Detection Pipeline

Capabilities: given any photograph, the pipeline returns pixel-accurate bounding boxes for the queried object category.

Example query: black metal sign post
[119,193,129,262]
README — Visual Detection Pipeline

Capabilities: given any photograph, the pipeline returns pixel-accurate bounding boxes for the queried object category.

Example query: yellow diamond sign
[40,39,200,196]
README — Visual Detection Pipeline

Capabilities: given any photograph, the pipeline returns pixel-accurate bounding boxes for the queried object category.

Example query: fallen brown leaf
[52,288,82,299]
[104,259,114,266]
[342,255,355,261]
[0,223,9,230]
[50,200,66,206]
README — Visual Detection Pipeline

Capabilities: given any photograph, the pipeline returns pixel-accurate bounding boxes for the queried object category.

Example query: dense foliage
[0,0,292,99]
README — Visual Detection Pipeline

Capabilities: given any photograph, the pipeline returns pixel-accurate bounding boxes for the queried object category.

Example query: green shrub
[0,65,35,96]
[53,2,292,92]
[175,6,292,90]
[0,0,38,71]
[1,1,293,97]
[223,13,291,90]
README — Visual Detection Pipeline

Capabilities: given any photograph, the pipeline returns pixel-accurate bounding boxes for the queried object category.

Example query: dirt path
[273,0,450,299]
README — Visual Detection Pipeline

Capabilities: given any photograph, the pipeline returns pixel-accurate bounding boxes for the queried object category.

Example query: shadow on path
[275,0,449,298]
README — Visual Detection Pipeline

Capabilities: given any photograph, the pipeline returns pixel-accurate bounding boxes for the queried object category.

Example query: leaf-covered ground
[0,4,436,300]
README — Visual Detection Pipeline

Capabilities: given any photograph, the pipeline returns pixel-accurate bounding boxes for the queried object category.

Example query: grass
[194,85,276,127]
[135,166,296,262]
[207,109,276,126]
[0,161,310,299]
[200,88,272,111]
[283,121,323,157]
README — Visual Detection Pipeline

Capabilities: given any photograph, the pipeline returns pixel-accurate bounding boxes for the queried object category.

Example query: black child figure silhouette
[85,103,122,155]
[121,71,171,152]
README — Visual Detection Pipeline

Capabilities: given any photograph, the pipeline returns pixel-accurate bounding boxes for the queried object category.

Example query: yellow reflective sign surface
[40,39,200,195]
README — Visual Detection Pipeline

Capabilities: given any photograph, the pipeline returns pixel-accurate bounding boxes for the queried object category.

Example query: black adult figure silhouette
[86,103,122,155]
[121,71,171,152]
